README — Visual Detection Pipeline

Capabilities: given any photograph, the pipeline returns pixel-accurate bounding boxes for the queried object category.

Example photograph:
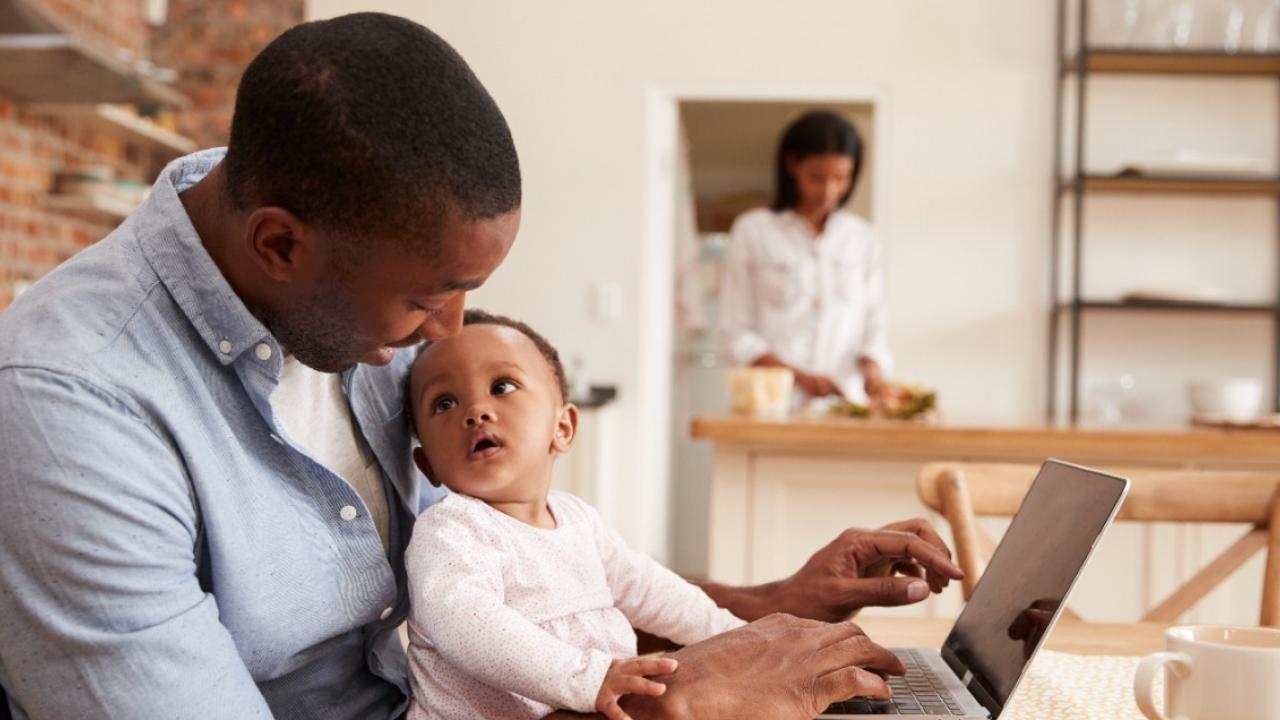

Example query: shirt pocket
[756,258,803,308]
[831,255,867,303]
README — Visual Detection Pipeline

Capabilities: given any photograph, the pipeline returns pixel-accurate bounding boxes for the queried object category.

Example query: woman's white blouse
[719,207,892,401]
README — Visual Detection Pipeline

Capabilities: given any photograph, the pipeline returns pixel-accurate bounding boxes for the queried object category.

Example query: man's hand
[774,519,965,622]
[621,615,905,720]
[1007,599,1059,660]
[596,657,678,720]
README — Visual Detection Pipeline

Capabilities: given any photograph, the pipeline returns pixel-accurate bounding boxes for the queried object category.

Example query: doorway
[656,95,881,576]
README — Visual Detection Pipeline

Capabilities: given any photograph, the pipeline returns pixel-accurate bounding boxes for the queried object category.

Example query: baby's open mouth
[467,430,504,459]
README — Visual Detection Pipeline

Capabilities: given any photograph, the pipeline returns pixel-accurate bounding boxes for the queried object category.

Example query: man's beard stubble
[258,286,369,373]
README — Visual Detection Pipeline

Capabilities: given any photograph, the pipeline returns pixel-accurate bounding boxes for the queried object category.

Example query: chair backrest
[916,462,1280,627]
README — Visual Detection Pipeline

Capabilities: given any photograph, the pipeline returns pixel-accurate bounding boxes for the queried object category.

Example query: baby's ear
[551,402,579,454]
[413,446,441,487]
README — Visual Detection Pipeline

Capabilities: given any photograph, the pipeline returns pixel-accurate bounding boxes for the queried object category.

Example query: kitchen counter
[690,414,1280,624]
[690,414,1280,466]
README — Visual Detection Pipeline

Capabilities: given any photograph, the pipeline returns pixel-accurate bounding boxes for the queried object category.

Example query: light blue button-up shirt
[0,149,443,719]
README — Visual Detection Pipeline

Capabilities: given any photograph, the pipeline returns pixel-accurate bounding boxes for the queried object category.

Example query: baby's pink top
[405,491,743,719]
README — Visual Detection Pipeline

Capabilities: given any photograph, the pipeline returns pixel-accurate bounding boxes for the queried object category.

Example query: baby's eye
[432,396,457,414]
[491,380,517,396]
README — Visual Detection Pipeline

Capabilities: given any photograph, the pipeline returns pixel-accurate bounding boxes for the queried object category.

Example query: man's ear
[551,403,579,454]
[412,446,442,488]
[243,206,317,283]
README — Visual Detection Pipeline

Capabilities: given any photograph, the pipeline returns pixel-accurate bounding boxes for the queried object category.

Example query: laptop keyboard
[821,649,968,716]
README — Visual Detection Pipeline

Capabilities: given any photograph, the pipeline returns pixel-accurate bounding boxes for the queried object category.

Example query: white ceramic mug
[1133,625,1280,720]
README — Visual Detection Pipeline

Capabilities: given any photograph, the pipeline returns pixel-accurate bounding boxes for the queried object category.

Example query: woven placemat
[1003,650,1160,719]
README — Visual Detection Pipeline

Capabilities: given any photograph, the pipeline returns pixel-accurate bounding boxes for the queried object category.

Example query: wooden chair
[916,462,1280,627]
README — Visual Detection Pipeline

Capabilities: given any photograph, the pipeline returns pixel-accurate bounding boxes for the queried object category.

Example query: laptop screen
[940,461,1128,717]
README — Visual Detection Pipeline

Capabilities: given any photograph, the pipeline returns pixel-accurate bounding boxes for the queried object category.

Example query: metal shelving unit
[1049,0,1280,422]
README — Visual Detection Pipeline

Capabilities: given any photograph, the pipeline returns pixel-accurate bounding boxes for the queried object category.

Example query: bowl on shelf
[1188,378,1264,423]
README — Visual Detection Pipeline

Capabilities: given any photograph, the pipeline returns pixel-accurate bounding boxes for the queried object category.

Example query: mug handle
[1133,651,1192,720]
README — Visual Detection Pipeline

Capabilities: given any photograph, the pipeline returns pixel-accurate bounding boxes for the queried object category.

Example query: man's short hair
[224,12,521,249]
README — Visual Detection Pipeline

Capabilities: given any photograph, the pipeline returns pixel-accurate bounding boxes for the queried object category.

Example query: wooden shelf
[44,192,137,222]
[28,103,194,156]
[1063,174,1280,196]
[0,0,184,107]
[1058,300,1278,314]
[0,34,186,107]
[1064,50,1280,76]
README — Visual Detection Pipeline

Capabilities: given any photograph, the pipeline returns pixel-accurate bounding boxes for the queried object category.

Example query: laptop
[818,459,1129,719]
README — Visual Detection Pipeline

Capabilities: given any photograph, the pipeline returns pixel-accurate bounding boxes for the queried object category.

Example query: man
[0,12,961,719]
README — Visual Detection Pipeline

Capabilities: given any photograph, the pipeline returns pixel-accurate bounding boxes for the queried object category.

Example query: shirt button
[379,607,393,621]
[255,343,273,361]
[218,339,232,354]
[339,505,358,521]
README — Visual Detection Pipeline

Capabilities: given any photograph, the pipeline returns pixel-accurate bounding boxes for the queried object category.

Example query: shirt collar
[780,207,846,243]
[136,148,276,368]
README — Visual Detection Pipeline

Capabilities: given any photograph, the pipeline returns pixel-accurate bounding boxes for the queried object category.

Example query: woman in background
[720,109,891,404]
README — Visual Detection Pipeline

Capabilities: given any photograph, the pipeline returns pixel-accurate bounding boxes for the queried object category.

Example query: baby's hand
[595,656,678,720]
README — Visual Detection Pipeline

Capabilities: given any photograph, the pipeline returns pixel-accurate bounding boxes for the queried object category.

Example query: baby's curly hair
[405,309,570,435]
[456,309,569,400]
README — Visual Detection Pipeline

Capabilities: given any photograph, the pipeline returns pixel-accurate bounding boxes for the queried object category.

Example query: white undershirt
[269,354,390,551]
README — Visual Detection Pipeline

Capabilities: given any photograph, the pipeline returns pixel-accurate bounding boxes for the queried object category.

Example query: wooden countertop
[690,414,1280,465]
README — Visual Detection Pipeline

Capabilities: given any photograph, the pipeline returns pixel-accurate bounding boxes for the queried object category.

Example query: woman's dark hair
[770,110,863,212]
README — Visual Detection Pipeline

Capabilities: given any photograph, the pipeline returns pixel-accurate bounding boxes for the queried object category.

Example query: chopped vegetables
[829,384,937,420]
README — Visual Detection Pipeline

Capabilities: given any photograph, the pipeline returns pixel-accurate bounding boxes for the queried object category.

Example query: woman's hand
[752,353,844,399]
[794,370,844,399]
[858,356,886,405]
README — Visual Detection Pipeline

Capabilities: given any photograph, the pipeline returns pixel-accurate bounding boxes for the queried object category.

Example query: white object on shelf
[1124,148,1272,177]
[1188,378,1264,423]
[1256,0,1280,52]
[29,103,195,155]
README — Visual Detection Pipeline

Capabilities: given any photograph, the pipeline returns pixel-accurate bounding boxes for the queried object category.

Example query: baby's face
[409,324,573,501]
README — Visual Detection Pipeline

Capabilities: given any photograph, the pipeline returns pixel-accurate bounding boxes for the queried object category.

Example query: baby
[403,310,744,720]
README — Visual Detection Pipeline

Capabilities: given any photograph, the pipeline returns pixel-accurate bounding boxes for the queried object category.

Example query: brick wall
[152,0,304,150]
[0,0,303,312]
[40,0,149,59]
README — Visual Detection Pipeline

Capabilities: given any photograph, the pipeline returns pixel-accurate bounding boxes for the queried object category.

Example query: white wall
[308,0,1278,562]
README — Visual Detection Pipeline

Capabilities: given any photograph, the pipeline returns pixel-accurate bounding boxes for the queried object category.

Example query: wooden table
[855,617,1170,656]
